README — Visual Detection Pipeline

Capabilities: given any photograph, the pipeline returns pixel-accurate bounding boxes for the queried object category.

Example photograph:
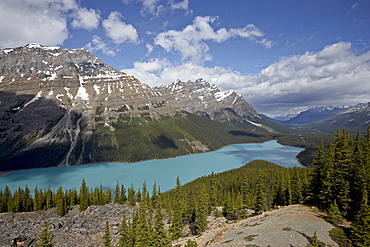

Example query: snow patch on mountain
[215,90,234,102]
[23,91,42,108]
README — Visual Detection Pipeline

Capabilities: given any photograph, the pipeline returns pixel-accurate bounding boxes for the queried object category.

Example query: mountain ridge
[0,43,289,172]
[272,103,370,133]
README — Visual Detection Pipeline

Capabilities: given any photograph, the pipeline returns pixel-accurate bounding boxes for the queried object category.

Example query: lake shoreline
[1,139,306,178]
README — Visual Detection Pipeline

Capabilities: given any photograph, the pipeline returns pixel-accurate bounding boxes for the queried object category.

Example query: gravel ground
[173,204,338,247]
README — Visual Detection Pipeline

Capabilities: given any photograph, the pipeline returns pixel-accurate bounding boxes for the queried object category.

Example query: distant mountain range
[270,103,370,133]
[0,44,291,172]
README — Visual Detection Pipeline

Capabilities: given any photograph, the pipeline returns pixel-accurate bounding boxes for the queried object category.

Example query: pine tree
[194,187,209,234]
[23,185,33,212]
[351,204,370,247]
[234,192,245,218]
[223,193,235,218]
[105,189,112,204]
[3,186,11,212]
[333,129,353,213]
[318,144,336,208]
[37,221,55,247]
[118,213,134,247]
[170,177,185,240]
[209,172,217,208]
[311,140,327,200]
[291,168,303,203]
[352,131,368,214]
[185,239,198,247]
[55,186,66,217]
[152,187,170,246]
[114,181,121,204]
[310,231,320,247]
[34,186,43,211]
[103,219,112,247]
[135,182,153,246]
[45,186,53,209]
[79,179,89,211]
[120,184,127,203]
[241,180,250,208]
[325,200,343,224]
[254,174,266,213]
[128,184,136,206]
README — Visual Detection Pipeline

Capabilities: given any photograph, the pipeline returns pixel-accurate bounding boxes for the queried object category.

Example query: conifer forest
[1,128,370,246]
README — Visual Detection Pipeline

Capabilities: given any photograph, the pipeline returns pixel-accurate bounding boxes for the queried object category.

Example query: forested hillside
[1,128,370,246]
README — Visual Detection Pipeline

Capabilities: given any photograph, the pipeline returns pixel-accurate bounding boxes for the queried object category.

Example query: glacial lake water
[0,140,303,194]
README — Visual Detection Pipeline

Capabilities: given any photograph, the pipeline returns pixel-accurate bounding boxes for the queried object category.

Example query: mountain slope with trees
[1,125,370,246]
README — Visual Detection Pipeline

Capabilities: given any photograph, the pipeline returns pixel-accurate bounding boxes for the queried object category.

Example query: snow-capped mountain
[273,103,370,133]
[0,44,289,172]
[154,78,282,132]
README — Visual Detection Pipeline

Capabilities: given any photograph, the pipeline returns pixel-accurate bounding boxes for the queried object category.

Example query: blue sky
[1,0,370,116]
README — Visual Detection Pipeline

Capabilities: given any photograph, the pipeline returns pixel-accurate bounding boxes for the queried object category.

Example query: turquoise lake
[0,140,303,193]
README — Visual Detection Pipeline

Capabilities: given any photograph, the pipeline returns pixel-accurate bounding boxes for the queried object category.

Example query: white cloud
[169,0,192,15]
[139,0,164,17]
[102,11,139,44]
[153,16,274,64]
[71,7,101,30]
[246,42,370,115]
[124,42,370,117]
[0,0,75,48]
[85,35,117,56]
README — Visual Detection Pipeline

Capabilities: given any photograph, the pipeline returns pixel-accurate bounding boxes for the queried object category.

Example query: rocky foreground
[0,204,338,247]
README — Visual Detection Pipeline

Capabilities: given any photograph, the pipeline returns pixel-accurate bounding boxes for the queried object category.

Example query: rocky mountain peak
[0,44,290,171]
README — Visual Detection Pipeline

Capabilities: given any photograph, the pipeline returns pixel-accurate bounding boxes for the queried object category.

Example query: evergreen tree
[170,177,185,239]
[45,186,53,209]
[98,184,105,205]
[351,204,370,247]
[135,182,153,246]
[325,200,343,225]
[55,186,66,217]
[310,231,320,247]
[114,181,121,204]
[2,186,11,212]
[273,177,286,206]
[317,144,336,208]
[194,187,209,234]
[152,187,170,246]
[37,221,55,247]
[68,188,78,207]
[135,189,142,203]
[284,174,293,206]
[209,172,217,208]
[105,189,112,204]
[185,239,198,247]
[352,131,368,214]
[128,184,136,206]
[33,186,43,211]
[241,180,250,208]
[118,213,134,247]
[254,174,266,213]
[79,179,89,211]
[234,192,245,218]
[333,129,353,213]
[103,219,112,247]
[291,168,303,203]
[223,193,235,218]
[23,185,33,212]
[118,213,129,247]
[120,184,127,203]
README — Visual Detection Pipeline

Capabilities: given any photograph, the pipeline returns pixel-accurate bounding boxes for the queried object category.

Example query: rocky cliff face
[0,44,286,172]
[155,79,264,130]
[0,44,181,170]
